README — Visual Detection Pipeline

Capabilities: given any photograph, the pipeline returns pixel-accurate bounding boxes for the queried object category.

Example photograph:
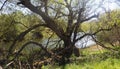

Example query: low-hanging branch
[75,26,114,43]
[73,25,116,49]
[6,41,51,68]
[92,36,116,51]
[11,41,50,62]
[7,23,46,59]
[73,14,98,43]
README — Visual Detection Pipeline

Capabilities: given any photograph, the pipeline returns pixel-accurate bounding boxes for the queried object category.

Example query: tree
[97,10,120,47]
[1,0,104,67]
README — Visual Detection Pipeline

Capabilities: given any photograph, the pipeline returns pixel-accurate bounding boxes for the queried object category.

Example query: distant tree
[0,11,44,48]
[97,10,120,48]
[0,13,18,42]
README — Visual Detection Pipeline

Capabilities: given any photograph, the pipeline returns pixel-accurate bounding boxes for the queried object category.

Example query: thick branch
[64,0,74,38]
[75,26,114,43]
[92,37,116,51]
[10,41,50,62]
[7,24,46,59]
[81,14,98,23]
[18,0,65,40]
[72,8,85,42]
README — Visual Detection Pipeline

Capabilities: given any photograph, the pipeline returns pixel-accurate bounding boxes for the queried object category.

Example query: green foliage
[99,10,120,27]
[42,51,120,69]
[0,11,45,42]
[81,21,98,32]
[55,19,67,32]
[94,10,120,48]
[0,11,47,59]
[0,14,18,41]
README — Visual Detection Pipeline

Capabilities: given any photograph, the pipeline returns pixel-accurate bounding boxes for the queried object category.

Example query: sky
[0,0,120,14]
[98,0,120,11]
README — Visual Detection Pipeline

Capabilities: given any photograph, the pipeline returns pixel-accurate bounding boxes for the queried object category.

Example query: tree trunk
[73,46,80,57]
[58,38,80,65]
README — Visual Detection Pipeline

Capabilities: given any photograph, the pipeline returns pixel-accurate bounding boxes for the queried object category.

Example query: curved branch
[81,14,99,23]
[75,26,115,43]
[10,41,50,61]
[92,36,116,51]
[18,0,65,40]
[6,24,46,59]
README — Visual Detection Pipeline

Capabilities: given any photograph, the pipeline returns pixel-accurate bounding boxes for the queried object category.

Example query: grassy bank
[42,48,120,69]
[42,57,120,69]
[63,58,120,69]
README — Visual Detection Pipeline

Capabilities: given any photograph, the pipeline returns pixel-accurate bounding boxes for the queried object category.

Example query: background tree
[96,10,120,48]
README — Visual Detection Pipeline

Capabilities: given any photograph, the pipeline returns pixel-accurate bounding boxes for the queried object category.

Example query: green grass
[42,48,120,69]
[42,58,120,69]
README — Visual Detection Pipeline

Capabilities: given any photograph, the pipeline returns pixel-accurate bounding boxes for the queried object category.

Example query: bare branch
[48,6,68,19]
[18,0,65,40]
[75,26,115,43]
[72,7,86,43]
[44,0,48,15]
[7,23,46,59]
[92,36,116,51]
[49,39,62,48]
[0,0,8,10]
[10,41,50,61]
[81,14,99,23]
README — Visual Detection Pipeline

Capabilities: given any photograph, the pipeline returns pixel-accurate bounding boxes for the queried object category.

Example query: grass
[1,41,120,69]
[42,57,120,69]
[42,47,120,69]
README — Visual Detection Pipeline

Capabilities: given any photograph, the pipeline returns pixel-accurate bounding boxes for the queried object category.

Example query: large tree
[0,0,107,66]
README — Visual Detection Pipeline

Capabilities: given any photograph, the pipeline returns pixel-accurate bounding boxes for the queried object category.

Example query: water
[42,32,96,48]
[73,32,96,48]
[23,32,96,53]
